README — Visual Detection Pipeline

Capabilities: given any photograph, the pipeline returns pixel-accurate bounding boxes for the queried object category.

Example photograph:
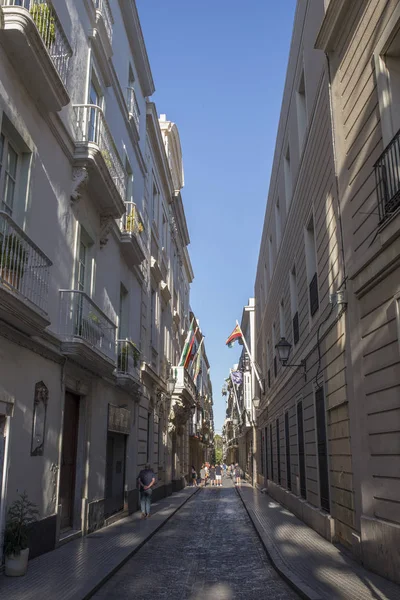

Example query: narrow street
[93,478,299,600]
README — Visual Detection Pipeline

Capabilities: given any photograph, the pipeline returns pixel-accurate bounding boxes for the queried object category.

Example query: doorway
[105,432,126,518]
[59,392,80,531]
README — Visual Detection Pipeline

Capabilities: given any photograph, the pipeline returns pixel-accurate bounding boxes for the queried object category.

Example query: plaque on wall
[31,381,48,456]
[108,404,131,435]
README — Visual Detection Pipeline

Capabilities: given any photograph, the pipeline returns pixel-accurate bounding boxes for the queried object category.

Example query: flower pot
[5,547,29,577]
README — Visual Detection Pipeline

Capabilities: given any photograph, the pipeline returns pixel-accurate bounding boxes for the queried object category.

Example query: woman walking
[209,464,216,486]
[200,464,206,487]
[235,463,241,486]
[191,465,198,487]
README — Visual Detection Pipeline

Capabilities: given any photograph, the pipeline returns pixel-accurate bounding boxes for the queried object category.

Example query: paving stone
[238,485,400,600]
[92,478,299,600]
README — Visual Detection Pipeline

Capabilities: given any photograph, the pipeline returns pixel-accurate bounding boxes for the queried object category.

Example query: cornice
[315,0,352,52]
[118,0,155,97]
[146,102,174,199]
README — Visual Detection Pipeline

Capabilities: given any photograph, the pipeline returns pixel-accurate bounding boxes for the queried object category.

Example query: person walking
[230,462,235,480]
[137,463,156,518]
[215,463,223,487]
[200,464,206,487]
[234,463,241,486]
[209,464,216,486]
[191,465,198,487]
[222,462,227,477]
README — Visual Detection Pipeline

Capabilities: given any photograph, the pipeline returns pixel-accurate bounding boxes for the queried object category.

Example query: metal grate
[293,310,299,345]
[276,418,281,485]
[315,387,330,512]
[374,128,400,223]
[309,272,319,317]
[297,400,306,499]
[285,411,291,491]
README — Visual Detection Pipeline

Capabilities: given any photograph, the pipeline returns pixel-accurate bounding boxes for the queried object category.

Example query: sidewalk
[0,486,199,600]
[237,484,400,600]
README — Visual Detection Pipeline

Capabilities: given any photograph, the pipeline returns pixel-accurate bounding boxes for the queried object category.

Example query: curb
[236,486,323,600]
[85,486,201,599]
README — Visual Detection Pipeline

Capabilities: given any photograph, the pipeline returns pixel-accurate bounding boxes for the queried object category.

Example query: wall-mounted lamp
[167,374,176,396]
[275,337,307,381]
[253,396,260,409]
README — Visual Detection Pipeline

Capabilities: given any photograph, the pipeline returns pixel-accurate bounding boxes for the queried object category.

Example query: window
[296,69,307,150]
[244,372,251,410]
[284,145,292,212]
[290,265,299,344]
[260,429,265,476]
[268,236,274,279]
[76,228,93,294]
[152,182,159,227]
[146,411,153,463]
[77,241,87,293]
[269,423,274,481]
[0,132,18,216]
[125,157,133,203]
[297,400,306,499]
[119,284,128,339]
[265,426,269,480]
[272,323,277,378]
[279,299,285,339]
[151,289,156,347]
[162,210,168,251]
[88,74,103,143]
[315,387,330,512]
[267,340,271,387]
[275,197,281,248]
[276,418,281,485]
[305,215,319,317]
[285,411,291,490]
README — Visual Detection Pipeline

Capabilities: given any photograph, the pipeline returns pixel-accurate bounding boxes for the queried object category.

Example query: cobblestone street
[93,479,299,600]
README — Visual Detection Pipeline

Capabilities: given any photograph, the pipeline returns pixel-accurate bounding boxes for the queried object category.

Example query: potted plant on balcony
[30,3,56,49]
[0,234,27,290]
[3,491,38,577]
[118,342,140,371]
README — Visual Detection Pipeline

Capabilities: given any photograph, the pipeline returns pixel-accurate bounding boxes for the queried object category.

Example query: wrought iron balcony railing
[374,129,400,223]
[309,272,319,317]
[73,104,126,200]
[93,0,113,45]
[293,311,299,345]
[59,290,116,361]
[116,338,141,377]
[127,87,140,134]
[1,0,72,85]
[0,211,52,312]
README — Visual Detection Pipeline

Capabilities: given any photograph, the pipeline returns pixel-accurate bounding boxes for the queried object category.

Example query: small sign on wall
[108,404,131,435]
[31,381,48,456]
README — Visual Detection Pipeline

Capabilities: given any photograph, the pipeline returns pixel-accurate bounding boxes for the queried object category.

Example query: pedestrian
[230,462,235,479]
[222,462,227,477]
[137,463,156,518]
[191,465,198,487]
[235,463,241,486]
[215,463,223,487]
[200,464,206,487]
[209,464,216,486]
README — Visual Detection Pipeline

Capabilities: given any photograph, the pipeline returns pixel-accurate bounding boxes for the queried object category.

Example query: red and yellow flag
[225,324,242,347]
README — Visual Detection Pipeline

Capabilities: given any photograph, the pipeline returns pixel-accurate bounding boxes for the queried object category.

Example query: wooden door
[59,393,79,530]
[105,432,126,518]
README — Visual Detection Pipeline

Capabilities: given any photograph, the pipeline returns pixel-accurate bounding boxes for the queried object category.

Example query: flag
[230,370,243,385]
[179,318,194,366]
[193,338,204,384]
[225,324,242,347]
[184,327,198,369]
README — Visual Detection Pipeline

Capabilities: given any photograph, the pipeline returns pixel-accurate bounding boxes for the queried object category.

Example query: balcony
[115,339,141,397]
[0,0,71,112]
[0,211,52,335]
[92,0,112,53]
[150,252,162,283]
[59,290,116,375]
[172,365,197,405]
[374,129,400,224]
[127,87,140,136]
[119,202,146,266]
[160,280,171,303]
[309,272,319,317]
[73,104,126,218]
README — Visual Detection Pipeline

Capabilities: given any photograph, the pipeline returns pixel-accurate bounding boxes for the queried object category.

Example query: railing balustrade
[120,202,144,236]
[116,338,141,377]
[73,104,126,201]
[127,87,140,134]
[374,129,400,223]
[93,0,113,45]
[0,211,52,312]
[59,290,116,361]
[1,0,72,85]
[309,272,319,317]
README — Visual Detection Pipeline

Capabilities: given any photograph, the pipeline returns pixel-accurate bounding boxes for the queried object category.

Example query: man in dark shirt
[215,463,222,487]
[137,463,155,518]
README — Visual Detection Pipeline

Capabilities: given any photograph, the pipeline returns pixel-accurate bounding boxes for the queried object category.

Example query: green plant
[0,234,27,274]
[101,150,113,171]
[30,3,56,48]
[3,492,38,557]
[118,342,140,370]
[88,312,101,325]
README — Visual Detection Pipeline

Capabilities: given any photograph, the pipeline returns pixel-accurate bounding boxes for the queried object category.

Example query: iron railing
[309,272,319,317]
[120,201,144,236]
[1,0,72,85]
[93,0,113,45]
[116,338,141,377]
[127,87,140,134]
[374,129,400,223]
[59,290,116,361]
[0,211,52,312]
[73,104,126,200]
[293,311,299,345]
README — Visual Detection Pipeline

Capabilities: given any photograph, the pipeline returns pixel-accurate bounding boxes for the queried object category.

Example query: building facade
[0,0,212,561]
[254,0,400,585]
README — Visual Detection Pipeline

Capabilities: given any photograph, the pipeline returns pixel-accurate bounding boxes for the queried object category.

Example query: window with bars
[276,418,281,485]
[315,387,330,512]
[285,411,291,491]
[269,423,274,481]
[0,132,18,216]
[297,400,306,499]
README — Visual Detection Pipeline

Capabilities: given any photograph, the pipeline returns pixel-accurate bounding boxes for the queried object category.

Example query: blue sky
[137,1,297,432]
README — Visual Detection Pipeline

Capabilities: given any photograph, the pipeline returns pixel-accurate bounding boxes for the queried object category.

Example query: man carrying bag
[137,463,155,518]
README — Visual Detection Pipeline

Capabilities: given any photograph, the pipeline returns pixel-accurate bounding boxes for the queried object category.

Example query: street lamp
[275,337,307,381]
[167,374,176,396]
